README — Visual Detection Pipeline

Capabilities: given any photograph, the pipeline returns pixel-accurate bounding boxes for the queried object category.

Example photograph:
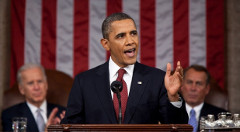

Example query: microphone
[111,81,123,124]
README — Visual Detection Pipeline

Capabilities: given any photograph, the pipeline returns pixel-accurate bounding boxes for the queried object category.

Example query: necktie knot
[117,69,126,82]
[190,109,196,116]
[36,108,41,113]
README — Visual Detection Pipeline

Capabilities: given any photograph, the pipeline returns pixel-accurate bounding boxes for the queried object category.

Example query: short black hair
[101,12,136,39]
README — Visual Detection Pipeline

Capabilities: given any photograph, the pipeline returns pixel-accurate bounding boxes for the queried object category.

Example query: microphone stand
[116,92,122,124]
[111,81,123,124]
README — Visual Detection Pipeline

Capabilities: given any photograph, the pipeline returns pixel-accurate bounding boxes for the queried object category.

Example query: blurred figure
[181,65,227,132]
[1,63,65,132]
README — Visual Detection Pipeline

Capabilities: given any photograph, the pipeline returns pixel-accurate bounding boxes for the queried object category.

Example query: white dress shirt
[186,102,204,125]
[109,57,134,98]
[108,57,182,107]
[27,100,48,124]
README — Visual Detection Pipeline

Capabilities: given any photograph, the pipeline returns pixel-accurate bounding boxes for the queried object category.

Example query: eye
[27,81,34,86]
[186,80,192,84]
[196,82,203,86]
[115,33,125,39]
[130,30,137,36]
[37,80,43,84]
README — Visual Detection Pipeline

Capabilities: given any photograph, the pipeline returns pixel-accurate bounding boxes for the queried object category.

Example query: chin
[34,98,45,102]
[127,58,137,64]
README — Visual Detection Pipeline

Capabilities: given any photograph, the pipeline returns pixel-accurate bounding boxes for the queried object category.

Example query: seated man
[1,63,65,132]
[181,65,227,132]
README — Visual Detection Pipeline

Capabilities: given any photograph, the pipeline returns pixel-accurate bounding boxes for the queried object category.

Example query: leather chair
[205,78,229,111]
[2,69,74,110]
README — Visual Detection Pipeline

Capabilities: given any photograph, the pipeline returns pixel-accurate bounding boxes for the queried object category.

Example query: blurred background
[0,0,240,127]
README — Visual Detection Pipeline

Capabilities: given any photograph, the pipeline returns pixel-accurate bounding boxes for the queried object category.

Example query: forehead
[185,69,207,80]
[21,67,44,80]
[110,19,136,33]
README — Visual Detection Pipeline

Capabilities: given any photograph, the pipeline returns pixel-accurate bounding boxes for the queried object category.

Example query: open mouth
[124,48,136,58]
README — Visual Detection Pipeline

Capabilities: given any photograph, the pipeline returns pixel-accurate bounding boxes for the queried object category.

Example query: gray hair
[183,64,211,85]
[101,12,136,39]
[17,63,47,84]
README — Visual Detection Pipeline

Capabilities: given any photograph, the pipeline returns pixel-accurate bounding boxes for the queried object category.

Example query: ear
[205,84,210,95]
[101,38,110,51]
[179,86,183,94]
[45,80,48,91]
[18,84,25,95]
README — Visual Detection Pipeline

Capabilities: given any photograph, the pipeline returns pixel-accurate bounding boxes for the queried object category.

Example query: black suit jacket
[1,102,65,132]
[183,102,227,130]
[200,103,227,120]
[61,61,188,124]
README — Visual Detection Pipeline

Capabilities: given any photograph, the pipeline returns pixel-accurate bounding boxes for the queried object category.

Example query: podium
[48,124,193,132]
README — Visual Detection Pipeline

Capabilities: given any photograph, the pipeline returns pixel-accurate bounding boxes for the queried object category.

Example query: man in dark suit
[181,65,227,131]
[1,63,66,132]
[61,12,188,124]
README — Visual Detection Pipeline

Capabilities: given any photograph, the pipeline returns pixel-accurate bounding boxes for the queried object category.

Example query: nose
[33,82,40,90]
[125,35,134,45]
[190,84,197,91]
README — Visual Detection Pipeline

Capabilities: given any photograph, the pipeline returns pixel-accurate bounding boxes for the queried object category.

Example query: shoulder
[75,62,108,79]
[2,102,27,114]
[201,103,228,119]
[135,62,166,76]
[202,103,227,117]
[1,102,27,120]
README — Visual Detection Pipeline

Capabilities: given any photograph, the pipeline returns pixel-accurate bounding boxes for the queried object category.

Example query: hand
[164,61,183,102]
[45,107,66,131]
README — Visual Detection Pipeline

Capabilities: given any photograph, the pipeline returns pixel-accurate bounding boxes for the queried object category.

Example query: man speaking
[61,12,188,124]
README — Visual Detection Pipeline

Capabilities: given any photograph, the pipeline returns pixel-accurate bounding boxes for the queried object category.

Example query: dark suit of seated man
[1,63,66,132]
[61,12,188,124]
[181,65,228,132]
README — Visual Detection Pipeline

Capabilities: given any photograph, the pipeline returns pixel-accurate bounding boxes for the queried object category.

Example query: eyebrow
[115,30,138,37]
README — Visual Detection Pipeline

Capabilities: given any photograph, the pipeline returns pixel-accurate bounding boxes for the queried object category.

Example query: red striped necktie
[113,68,128,123]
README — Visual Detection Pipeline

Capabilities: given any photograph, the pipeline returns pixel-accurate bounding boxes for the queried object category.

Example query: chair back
[2,69,73,110]
[205,78,229,110]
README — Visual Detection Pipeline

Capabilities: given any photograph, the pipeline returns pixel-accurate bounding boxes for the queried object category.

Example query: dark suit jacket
[1,102,65,132]
[199,103,227,120]
[61,61,188,124]
[183,102,227,130]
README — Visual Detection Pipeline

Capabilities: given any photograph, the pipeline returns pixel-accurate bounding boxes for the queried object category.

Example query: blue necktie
[188,109,198,132]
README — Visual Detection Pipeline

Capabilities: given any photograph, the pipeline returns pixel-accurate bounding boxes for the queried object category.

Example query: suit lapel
[124,62,150,123]
[47,103,54,117]
[22,103,39,132]
[94,61,118,123]
[199,103,208,119]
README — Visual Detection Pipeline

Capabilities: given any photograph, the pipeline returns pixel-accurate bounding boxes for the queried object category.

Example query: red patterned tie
[113,69,128,123]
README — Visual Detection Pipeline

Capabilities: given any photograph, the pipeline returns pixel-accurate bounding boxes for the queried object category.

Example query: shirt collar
[109,57,134,78]
[27,100,47,114]
[186,102,204,113]
[185,102,204,121]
